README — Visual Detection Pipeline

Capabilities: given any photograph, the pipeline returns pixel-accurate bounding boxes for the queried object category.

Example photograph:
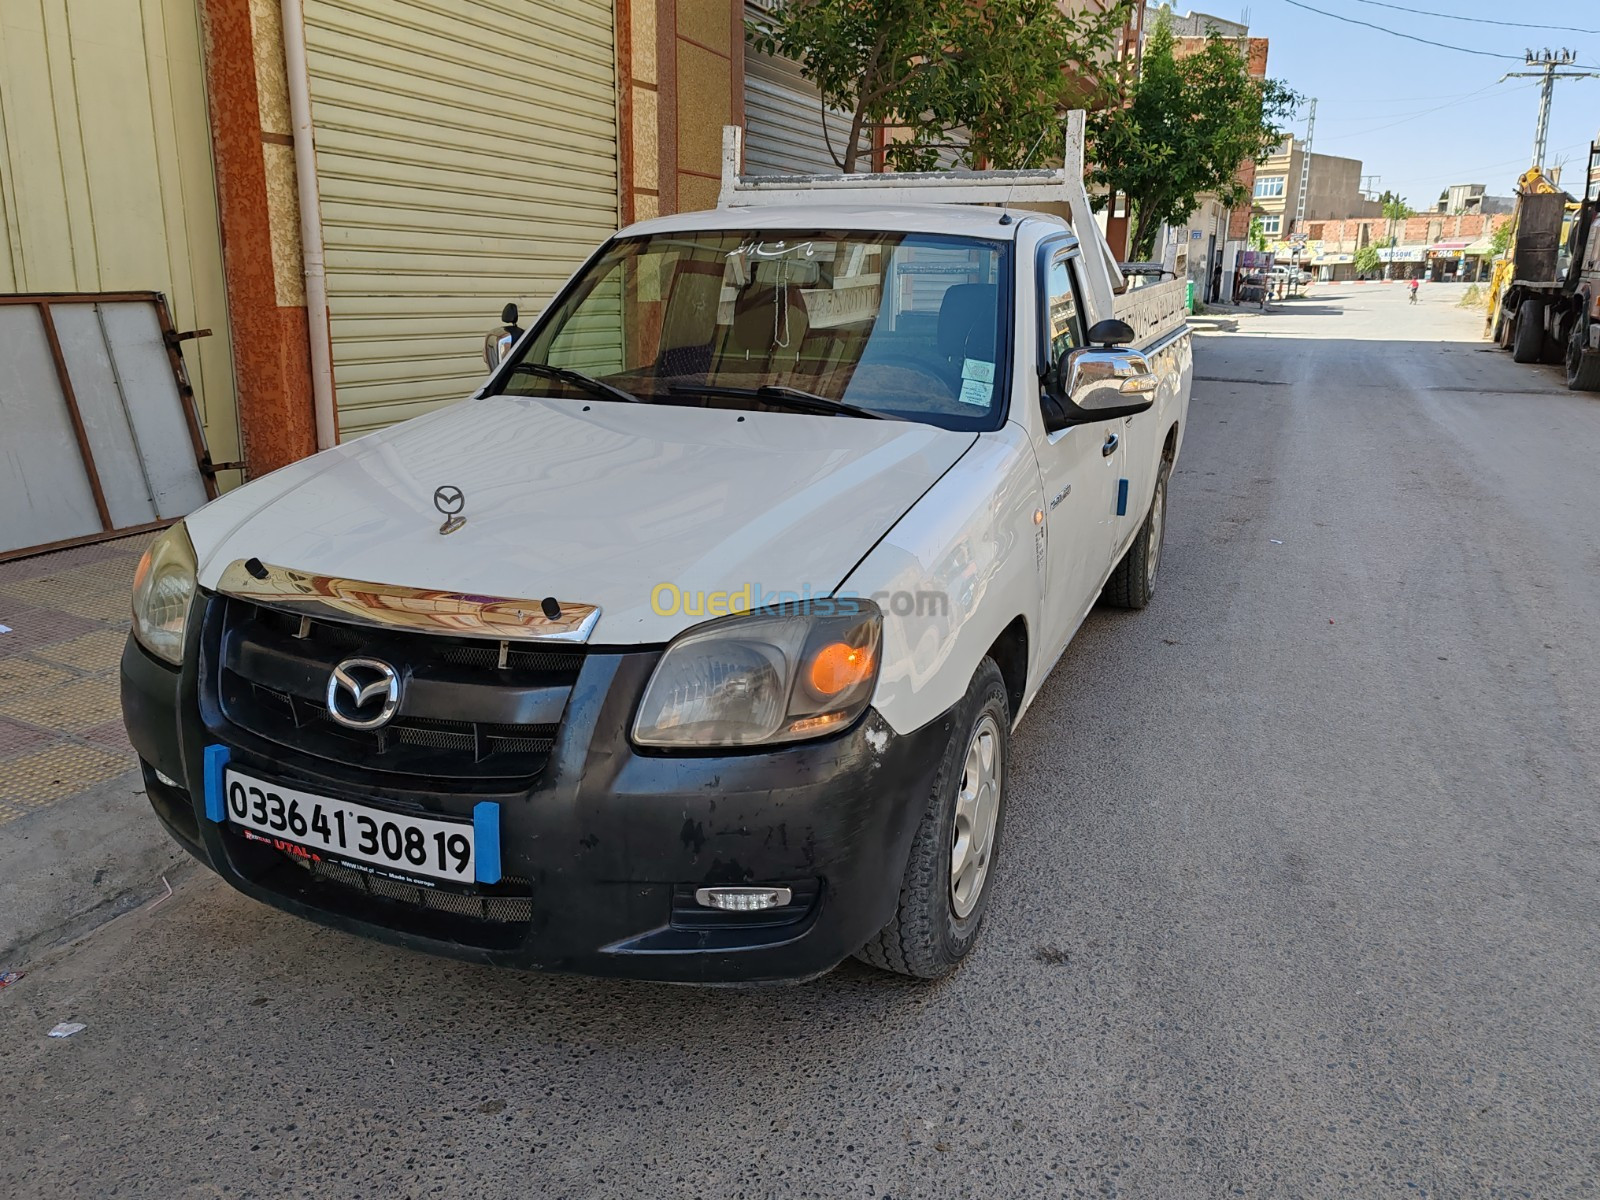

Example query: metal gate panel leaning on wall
[0,0,241,494]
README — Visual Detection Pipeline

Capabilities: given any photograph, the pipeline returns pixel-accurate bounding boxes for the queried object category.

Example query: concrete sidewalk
[0,534,185,965]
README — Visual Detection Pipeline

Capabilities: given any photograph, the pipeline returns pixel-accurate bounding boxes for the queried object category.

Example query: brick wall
[1313,211,1511,251]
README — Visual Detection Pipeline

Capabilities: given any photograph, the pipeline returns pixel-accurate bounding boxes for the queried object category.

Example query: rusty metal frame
[0,290,222,564]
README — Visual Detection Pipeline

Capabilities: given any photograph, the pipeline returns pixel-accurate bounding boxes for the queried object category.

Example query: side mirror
[1045,345,1158,430]
[483,303,525,369]
[1086,318,1135,347]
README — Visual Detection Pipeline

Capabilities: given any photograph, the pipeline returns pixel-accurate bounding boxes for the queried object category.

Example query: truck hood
[188,396,975,643]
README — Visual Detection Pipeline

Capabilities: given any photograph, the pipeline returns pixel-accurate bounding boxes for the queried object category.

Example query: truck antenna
[1003,125,1054,218]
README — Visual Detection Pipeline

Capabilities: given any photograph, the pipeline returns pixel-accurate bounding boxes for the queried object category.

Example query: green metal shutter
[302,0,618,438]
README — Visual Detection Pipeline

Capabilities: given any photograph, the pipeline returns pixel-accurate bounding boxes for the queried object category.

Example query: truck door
[1111,340,1164,565]
[1035,247,1124,660]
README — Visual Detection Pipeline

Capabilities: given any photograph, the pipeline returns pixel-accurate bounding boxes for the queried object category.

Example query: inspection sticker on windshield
[962,359,995,384]
[958,379,991,407]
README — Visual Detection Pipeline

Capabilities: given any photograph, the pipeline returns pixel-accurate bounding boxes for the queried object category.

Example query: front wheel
[856,657,1010,980]
[1103,460,1170,610]
[1567,314,1600,391]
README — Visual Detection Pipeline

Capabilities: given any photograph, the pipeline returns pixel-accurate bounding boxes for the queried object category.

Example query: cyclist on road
[1408,278,1420,305]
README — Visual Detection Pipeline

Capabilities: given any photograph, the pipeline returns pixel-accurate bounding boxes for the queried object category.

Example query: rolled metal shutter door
[743,3,853,175]
[302,0,619,439]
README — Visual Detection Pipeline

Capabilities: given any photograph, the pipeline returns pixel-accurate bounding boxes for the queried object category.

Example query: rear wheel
[856,658,1010,980]
[1492,307,1511,348]
[1512,298,1545,363]
[1566,313,1600,391]
[1103,460,1170,610]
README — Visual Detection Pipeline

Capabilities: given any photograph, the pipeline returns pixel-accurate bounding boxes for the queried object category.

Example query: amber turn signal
[808,642,875,696]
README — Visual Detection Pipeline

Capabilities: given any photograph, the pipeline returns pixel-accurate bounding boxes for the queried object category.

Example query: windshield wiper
[667,383,896,421]
[509,362,640,405]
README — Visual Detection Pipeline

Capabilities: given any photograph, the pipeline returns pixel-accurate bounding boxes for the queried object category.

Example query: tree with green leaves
[1353,235,1392,279]
[1248,216,1268,251]
[1489,218,1513,258]
[1088,18,1299,259]
[1381,196,1414,221]
[748,0,1131,173]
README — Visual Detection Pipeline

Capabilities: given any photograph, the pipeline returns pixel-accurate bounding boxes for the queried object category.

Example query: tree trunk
[1130,207,1159,261]
[843,96,866,172]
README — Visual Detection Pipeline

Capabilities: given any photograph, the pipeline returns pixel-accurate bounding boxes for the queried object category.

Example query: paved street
[3,283,1597,1198]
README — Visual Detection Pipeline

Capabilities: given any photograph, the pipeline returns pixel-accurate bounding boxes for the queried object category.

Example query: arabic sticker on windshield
[958,378,991,407]
[962,359,995,384]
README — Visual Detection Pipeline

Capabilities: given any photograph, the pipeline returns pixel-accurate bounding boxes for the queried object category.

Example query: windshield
[494,230,1011,430]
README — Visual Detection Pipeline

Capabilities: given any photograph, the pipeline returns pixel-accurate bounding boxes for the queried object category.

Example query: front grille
[302,857,533,924]
[212,597,581,783]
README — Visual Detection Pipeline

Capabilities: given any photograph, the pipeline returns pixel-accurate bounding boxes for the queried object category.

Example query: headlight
[131,522,198,666]
[633,602,882,748]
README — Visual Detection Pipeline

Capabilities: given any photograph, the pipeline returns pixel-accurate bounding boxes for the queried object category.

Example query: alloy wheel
[1145,476,1166,591]
[950,714,1002,919]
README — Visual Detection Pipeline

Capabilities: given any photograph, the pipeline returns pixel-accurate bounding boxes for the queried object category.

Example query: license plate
[221,767,479,885]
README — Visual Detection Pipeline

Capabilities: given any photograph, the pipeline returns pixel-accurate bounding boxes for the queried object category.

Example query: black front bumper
[121,610,952,983]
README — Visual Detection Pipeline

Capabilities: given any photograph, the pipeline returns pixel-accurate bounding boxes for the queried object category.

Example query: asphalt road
[4,284,1598,1198]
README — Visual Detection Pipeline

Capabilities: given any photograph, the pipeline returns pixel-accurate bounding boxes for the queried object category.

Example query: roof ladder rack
[717,110,1122,310]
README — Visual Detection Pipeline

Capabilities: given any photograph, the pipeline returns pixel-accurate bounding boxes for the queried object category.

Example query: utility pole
[1294,98,1316,234]
[1500,50,1600,170]
[1286,99,1316,288]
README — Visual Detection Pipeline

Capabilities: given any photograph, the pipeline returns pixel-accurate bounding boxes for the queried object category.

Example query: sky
[1232,0,1600,206]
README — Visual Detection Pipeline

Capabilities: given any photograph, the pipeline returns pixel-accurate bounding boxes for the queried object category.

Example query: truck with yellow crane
[1488,146,1600,391]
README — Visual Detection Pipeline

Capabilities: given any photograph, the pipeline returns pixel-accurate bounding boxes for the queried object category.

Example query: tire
[1102,460,1170,611]
[1512,298,1545,363]
[856,657,1010,980]
[1566,314,1600,391]
[1492,309,1511,348]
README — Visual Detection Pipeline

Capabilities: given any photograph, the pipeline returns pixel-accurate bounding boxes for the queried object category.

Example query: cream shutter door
[743,2,852,176]
[302,0,618,438]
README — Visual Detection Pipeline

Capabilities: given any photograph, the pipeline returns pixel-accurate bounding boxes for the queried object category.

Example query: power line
[1317,80,1543,143]
[1279,0,1537,62]
[1383,140,1591,197]
[1346,0,1600,36]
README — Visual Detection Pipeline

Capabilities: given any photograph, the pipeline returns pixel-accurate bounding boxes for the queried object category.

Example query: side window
[1045,253,1082,364]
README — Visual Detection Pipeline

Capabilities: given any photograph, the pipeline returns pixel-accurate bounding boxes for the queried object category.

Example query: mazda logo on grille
[326,657,402,730]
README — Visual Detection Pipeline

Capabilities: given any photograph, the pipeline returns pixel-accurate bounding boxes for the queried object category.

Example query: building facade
[1303,212,1512,282]
[1,0,809,513]
[1252,139,1381,239]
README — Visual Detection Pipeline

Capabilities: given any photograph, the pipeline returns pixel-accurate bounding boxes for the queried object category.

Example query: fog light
[154,768,180,788]
[694,886,792,912]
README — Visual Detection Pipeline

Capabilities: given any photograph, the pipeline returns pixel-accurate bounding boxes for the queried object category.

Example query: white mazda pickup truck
[121,126,1192,982]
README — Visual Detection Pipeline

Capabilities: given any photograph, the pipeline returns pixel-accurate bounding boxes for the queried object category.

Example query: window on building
[1260,214,1282,235]
[1254,176,1286,199]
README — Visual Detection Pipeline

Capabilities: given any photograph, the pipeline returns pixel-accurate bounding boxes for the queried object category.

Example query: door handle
[1101,431,1119,457]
